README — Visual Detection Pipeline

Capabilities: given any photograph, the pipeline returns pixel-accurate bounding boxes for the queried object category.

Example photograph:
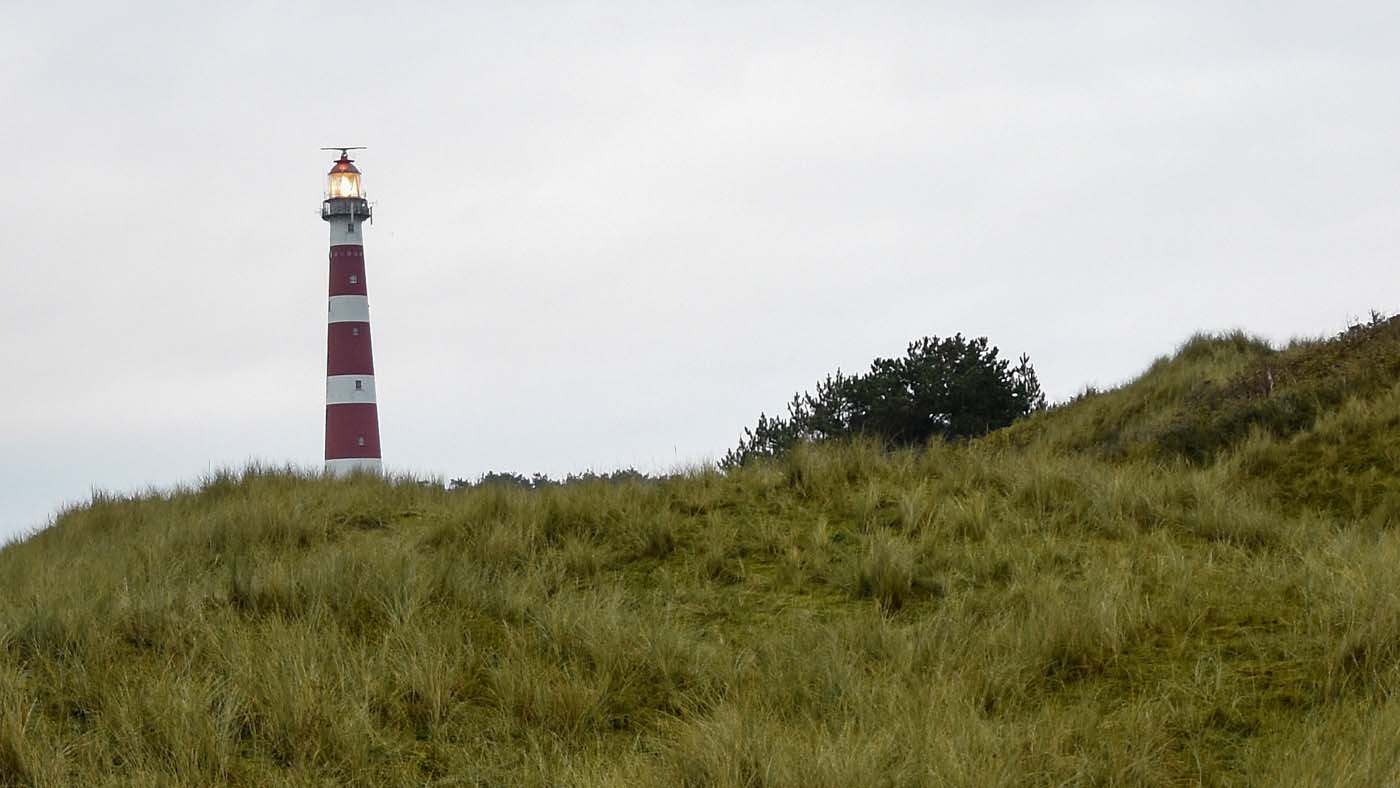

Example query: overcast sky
[3,1,1397,540]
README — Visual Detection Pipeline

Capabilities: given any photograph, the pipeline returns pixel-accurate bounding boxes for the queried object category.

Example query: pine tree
[722,334,1044,468]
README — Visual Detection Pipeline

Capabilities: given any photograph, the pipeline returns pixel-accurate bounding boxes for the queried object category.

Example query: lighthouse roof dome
[329,157,361,175]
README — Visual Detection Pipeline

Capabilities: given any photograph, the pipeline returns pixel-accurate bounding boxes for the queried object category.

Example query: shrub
[723,334,1044,467]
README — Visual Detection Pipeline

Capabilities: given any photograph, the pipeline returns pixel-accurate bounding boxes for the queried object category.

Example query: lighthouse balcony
[322,197,371,220]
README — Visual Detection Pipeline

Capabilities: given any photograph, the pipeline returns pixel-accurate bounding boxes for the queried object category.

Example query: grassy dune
[4,319,1400,786]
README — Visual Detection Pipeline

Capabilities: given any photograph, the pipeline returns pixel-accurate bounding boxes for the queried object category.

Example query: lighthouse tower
[321,148,382,475]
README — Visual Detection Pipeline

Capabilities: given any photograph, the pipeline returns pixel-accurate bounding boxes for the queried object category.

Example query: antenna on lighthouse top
[320,146,367,160]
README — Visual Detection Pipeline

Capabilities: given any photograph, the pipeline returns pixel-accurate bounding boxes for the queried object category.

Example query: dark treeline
[449,468,658,491]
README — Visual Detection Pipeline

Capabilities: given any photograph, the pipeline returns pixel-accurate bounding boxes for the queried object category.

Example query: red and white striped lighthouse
[321,148,382,475]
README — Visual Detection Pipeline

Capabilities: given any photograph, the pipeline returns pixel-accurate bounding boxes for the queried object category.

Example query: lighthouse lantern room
[321,147,382,475]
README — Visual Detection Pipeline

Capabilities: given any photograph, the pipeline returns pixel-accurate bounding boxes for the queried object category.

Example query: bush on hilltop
[723,334,1045,467]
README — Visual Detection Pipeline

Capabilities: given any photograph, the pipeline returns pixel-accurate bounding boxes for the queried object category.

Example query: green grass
[5,318,1400,785]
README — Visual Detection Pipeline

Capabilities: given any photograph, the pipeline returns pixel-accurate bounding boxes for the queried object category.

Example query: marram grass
[5,322,1400,785]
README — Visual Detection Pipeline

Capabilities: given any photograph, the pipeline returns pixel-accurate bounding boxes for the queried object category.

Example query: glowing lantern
[326,156,363,198]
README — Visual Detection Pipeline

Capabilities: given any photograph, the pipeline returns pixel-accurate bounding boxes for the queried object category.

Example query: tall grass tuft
[853,531,918,611]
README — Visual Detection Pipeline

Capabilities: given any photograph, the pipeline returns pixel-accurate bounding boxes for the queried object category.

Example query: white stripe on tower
[328,295,370,323]
[326,375,377,404]
[325,458,383,474]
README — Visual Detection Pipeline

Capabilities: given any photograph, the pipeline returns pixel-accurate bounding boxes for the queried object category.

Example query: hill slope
[5,319,1400,786]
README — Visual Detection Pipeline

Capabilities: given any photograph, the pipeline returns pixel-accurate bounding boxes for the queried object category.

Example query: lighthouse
[321,148,382,475]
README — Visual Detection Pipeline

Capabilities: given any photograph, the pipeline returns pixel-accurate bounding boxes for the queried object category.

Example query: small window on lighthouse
[352,327,360,336]
[354,380,363,391]
[347,222,355,233]
[349,275,358,284]
[357,436,366,447]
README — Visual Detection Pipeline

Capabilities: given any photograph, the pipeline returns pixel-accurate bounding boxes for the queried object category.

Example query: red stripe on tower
[326,322,376,376]
[325,404,382,457]
[321,149,382,475]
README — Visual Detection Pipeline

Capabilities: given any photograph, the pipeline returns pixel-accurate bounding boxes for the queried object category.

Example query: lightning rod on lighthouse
[321,147,383,475]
